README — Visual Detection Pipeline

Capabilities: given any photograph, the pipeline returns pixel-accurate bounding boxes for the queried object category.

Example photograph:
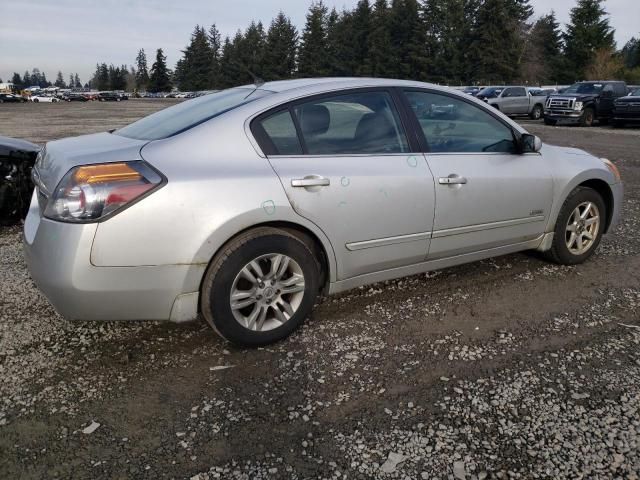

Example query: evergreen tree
[135,48,150,90]
[298,2,329,77]
[69,73,75,89]
[325,9,356,76]
[564,0,615,80]
[54,71,66,88]
[148,48,172,92]
[387,0,427,80]
[621,36,640,69]
[423,0,478,84]
[23,70,31,87]
[208,24,223,88]
[467,0,521,83]
[351,0,373,76]
[263,12,298,80]
[366,0,396,77]
[175,26,214,90]
[241,21,267,79]
[525,12,566,83]
[95,63,110,90]
[74,73,81,88]
[219,34,243,88]
[11,73,23,90]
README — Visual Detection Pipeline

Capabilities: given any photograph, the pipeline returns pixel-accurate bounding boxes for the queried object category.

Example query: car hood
[548,93,598,102]
[615,95,640,104]
[34,132,149,196]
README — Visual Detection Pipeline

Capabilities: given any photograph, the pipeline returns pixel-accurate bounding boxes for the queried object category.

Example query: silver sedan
[24,78,623,346]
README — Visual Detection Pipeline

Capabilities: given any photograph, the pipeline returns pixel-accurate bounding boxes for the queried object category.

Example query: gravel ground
[1,101,640,479]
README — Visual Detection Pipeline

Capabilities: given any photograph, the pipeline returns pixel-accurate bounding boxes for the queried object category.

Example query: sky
[0,0,638,85]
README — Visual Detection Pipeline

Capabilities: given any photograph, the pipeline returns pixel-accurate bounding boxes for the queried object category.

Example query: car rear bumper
[23,191,202,322]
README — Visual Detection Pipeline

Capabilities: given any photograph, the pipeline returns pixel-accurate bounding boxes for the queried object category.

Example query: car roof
[251,77,445,94]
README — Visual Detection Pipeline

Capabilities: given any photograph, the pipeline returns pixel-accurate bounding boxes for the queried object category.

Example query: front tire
[579,108,594,127]
[200,227,321,346]
[544,187,606,265]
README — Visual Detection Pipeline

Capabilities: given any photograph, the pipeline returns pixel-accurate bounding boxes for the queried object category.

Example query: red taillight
[44,161,163,222]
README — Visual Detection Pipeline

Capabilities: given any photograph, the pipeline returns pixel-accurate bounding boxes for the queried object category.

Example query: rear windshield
[114,88,272,140]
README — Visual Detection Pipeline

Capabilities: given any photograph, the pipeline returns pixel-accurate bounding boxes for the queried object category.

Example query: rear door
[401,89,553,259]
[252,89,435,280]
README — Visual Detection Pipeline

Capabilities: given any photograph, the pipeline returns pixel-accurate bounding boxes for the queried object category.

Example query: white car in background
[30,95,60,103]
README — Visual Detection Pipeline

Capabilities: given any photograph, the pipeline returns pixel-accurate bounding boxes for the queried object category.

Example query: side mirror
[521,134,542,153]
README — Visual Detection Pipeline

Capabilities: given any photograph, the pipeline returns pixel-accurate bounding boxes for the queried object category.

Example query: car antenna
[233,62,264,99]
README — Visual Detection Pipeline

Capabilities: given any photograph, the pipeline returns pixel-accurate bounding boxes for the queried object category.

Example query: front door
[253,89,435,280]
[403,89,553,259]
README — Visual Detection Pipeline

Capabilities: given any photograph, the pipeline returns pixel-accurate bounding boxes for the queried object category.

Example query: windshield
[631,88,640,96]
[115,88,272,140]
[563,83,604,95]
[477,87,503,98]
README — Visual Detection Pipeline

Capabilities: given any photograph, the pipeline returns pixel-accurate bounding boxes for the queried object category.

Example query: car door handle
[291,176,330,187]
[438,175,468,185]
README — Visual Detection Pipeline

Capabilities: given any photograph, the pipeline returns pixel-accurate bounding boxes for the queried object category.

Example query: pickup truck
[544,81,628,126]
[476,86,546,120]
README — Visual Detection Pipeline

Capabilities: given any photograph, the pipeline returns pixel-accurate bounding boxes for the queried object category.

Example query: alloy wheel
[229,253,306,332]
[565,201,600,255]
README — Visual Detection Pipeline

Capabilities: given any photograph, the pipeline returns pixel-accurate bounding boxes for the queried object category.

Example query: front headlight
[574,101,583,110]
[602,158,621,182]
[43,161,164,222]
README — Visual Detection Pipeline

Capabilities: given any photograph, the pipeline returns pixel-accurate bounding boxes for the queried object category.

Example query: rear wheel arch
[197,221,333,312]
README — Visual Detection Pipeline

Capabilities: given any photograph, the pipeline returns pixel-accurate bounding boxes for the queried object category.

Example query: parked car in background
[98,92,123,102]
[461,86,482,96]
[612,86,640,127]
[24,78,622,346]
[63,93,89,102]
[0,93,27,103]
[544,81,628,126]
[475,86,505,100]
[30,94,59,103]
[483,86,546,120]
[0,135,40,225]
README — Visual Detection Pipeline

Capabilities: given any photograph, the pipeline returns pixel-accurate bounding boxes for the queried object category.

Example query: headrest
[299,104,330,136]
[355,112,395,142]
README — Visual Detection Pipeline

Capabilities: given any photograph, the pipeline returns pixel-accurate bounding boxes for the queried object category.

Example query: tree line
[7,69,84,90]
[6,0,640,94]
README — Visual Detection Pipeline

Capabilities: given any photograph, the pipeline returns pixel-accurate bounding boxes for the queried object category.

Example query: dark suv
[544,81,628,126]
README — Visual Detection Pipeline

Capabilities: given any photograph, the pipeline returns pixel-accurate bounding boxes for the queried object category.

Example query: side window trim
[251,87,417,157]
[400,88,519,154]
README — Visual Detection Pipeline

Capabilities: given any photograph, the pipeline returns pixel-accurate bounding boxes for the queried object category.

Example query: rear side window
[404,90,516,154]
[258,110,303,155]
[293,91,409,155]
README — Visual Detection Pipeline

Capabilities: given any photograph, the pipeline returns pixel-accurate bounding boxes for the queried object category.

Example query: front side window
[292,91,409,155]
[115,88,272,140]
[404,90,516,154]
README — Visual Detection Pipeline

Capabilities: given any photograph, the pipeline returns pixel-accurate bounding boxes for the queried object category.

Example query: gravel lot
[1,100,640,479]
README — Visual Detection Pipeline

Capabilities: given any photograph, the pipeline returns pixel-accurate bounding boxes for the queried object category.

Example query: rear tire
[530,104,543,120]
[200,227,321,346]
[544,187,606,265]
